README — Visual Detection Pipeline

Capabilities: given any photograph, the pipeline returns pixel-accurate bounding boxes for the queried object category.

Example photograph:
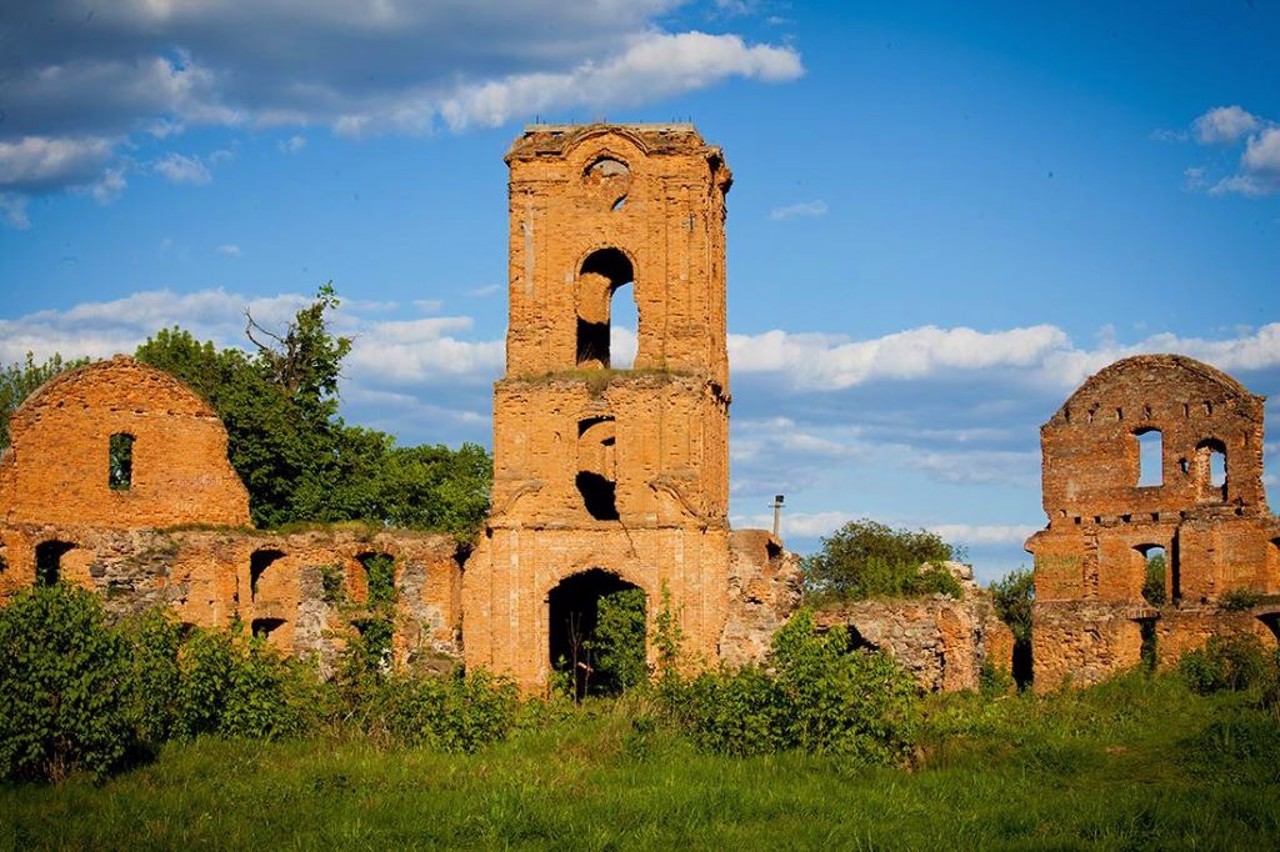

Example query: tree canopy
[132,285,491,538]
[802,519,964,603]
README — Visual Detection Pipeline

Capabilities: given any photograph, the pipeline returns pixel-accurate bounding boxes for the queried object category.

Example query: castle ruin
[1026,354,1280,688]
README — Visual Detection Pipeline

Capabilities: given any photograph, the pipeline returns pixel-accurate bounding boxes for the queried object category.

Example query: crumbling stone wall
[1026,354,1280,689]
[813,593,1012,692]
[0,522,463,674]
[0,356,250,529]
[718,529,803,668]
[464,124,756,691]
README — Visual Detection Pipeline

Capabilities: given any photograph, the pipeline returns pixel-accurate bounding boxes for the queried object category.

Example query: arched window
[1134,428,1162,487]
[249,549,285,602]
[576,248,636,369]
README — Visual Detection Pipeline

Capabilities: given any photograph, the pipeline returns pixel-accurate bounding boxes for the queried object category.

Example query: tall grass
[5,672,1280,849]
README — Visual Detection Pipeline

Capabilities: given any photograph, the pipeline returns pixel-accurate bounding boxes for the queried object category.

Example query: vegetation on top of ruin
[519,366,696,395]
[5,582,1280,847]
[801,519,966,604]
[0,286,493,541]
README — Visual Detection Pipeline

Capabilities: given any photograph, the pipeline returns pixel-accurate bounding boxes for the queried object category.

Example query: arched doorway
[548,568,646,699]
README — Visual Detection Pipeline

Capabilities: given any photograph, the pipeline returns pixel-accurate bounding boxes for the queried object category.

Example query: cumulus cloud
[1180,105,1280,196]
[215,244,241,256]
[277,135,307,154]
[438,30,801,131]
[0,0,803,219]
[1193,105,1262,144]
[769,200,828,220]
[729,322,1280,391]
[153,152,212,185]
[0,193,31,229]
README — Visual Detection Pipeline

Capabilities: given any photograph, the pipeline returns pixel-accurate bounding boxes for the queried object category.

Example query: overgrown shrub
[661,611,921,762]
[589,587,648,694]
[1220,588,1264,612]
[176,628,309,740]
[0,584,134,782]
[383,669,520,752]
[121,608,183,748]
[803,519,963,603]
[1179,633,1276,695]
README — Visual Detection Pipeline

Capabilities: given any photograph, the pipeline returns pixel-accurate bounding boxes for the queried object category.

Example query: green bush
[0,584,134,782]
[589,587,648,694]
[1220,588,1264,612]
[176,628,308,740]
[1179,633,1275,695]
[373,669,519,752]
[661,611,921,762]
[803,519,963,603]
[120,608,183,748]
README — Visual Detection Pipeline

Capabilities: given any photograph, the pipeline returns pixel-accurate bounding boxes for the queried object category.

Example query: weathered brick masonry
[6,128,1268,695]
[1026,354,1280,689]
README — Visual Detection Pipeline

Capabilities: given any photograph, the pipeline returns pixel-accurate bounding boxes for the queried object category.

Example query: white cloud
[728,322,1280,392]
[0,193,31,229]
[1193,105,1262,144]
[0,135,116,190]
[438,31,801,131]
[1243,126,1280,176]
[216,244,241,256]
[929,524,1040,546]
[153,153,212,185]
[1181,106,1280,196]
[277,135,307,154]
[0,0,803,218]
[90,167,127,204]
[769,200,828,220]
[466,284,502,298]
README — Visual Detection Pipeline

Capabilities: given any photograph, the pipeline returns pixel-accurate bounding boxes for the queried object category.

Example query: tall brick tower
[463,124,734,691]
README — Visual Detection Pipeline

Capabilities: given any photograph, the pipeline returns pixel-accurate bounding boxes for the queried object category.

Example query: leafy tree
[136,286,492,535]
[0,352,91,449]
[802,519,963,603]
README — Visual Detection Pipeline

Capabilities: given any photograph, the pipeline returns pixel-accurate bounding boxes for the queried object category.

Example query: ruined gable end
[1025,354,1280,690]
[0,355,250,529]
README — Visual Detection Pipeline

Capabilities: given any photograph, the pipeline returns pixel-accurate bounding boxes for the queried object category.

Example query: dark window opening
[356,551,396,607]
[1012,639,1034,691]
[35,540,74,586]
[1258,612,1280,645]
[577,417,619,520]
[249,549,285,601]
[575,248,636,369]
[251,617,285,639]
[549,568,645,700]
[1135,428,1162,487]
[1138,545,1168,606]
[576,472,619,520]
[109,432,134,490]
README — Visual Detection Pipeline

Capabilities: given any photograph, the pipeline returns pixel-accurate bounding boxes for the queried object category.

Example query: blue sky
[2,1,1278,581]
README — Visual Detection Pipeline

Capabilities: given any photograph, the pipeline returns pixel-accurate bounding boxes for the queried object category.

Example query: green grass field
[5,672,1279,851]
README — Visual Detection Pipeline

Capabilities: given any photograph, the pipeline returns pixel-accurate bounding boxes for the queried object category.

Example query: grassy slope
[4,674,1279,850]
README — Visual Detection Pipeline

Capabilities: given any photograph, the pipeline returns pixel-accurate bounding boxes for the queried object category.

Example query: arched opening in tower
[576,248,636,369]
[548,568,646,699]
[577,416,618,520]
